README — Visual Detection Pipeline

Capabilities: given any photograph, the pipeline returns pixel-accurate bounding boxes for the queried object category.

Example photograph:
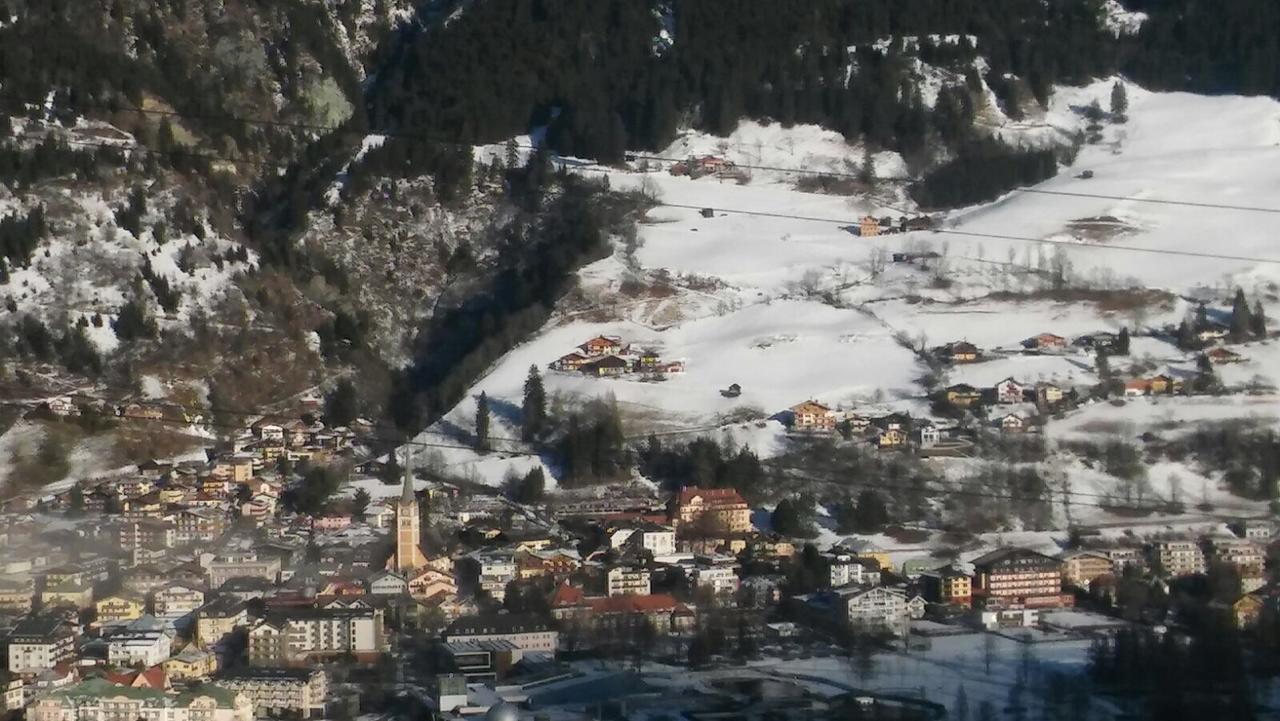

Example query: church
[386,451,452,576]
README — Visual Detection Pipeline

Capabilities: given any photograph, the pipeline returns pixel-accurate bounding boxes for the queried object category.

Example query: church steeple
[389,447,427,573]
[399,448,415,507]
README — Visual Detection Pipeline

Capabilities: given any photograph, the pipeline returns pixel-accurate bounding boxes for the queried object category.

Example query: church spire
[399,448,415,506]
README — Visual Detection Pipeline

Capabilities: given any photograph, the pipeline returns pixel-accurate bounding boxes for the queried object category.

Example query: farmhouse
[1022,333,1067,351]
[858,216,881,237]
[788,400,836,432]
[995,378,1025,404]
[579,335,624,357]
[938,341,980,363]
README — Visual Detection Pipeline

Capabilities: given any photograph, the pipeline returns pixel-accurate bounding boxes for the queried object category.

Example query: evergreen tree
[1194,354,1218,394]
[1096,349,1113,393]
[515,467,545,504]
[1230,288,1253,340]
[1110,81,1128,120]
[1116,326,1131,355]
[1251,299,1267,338]
[475,391,491,453]
[521,365,546,441]
[351,488,371,519]
[1194,303,1209,331]
[1176,318,1197,350]
[853,489,890,533]
[324,378,359,427]
[68,482,84,516]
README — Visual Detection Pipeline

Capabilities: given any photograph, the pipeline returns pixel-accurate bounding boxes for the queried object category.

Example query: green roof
[47,679,241,709]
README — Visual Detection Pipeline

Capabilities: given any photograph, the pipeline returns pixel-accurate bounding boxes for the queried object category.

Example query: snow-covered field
[413,78,1280,529]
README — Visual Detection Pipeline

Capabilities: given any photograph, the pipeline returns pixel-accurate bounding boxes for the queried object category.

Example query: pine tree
[521,365,546,441]
[1230,288,1252,340]
[1116,326,1131,355]
[1251,299,1267,338]
[68,483,84,516]
[516,467,545,504]
[1110,81,1128,120]
[475,392,491,452]
[1194,354,1218,394]
[351,488,371,519]
[1176,318,1197,350]
[1096,349,1113,393]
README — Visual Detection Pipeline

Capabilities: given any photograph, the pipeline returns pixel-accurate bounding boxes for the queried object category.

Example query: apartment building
[1151,540,1206,577]
[606,567,652,597]
[674,487,752,534]
[205,554,281,588]
[216,668,327,718]
[444,615,558,653]
[7,617,76,672]
[26,678,251,721]
[971,547,1067,607]
[836,585,910,635]
[247,608,383,665]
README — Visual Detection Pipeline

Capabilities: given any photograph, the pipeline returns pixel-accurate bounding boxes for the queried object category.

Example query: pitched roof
[677,487,747,506]
[587,593,685,614]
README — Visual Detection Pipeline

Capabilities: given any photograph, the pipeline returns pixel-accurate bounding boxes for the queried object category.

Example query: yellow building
[95,593,146,624]
[41,582,93,610]
[164,646,218,681]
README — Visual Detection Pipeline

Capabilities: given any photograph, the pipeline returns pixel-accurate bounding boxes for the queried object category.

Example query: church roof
[399,450,415,506]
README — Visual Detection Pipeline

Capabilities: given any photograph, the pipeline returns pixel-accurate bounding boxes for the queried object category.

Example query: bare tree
[868,246,887,278]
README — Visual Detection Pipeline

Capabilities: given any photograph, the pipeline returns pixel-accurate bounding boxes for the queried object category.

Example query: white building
[247,608,383,665]
[609,523,677,558]
[836,585,910,635]
[216,668,327,718]
[1152,540,1206,577]
[606,567,652,597]
[827,554,881,588]
[690,562,739,596]
[475,551,517,602]
[154,583,207,618]
[26,678,252,721]
[7,618,75,672]
[107,628,173,667]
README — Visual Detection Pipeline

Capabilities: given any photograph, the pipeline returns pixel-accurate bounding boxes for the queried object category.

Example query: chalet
[44,396,79,417]
[999,413,1028,434]
[579,335,624,356]
[550,352,590,372]
[871,414,910,449]
[637,350,661,369]
[657,360,685,374]
[1123,379,1151,397]
[938,341,980,364]
[858,215,880,237]
[1034,382,1065,406]
[1022,333,1067,351]
[1196,323,1230,342]
[1207,347,1244,364]
[943,384,983,408]
[1149,374,1182,394]
[789,400,836,433]
[580,356,630,377]
[1073,332,1117,351]
[995,378,1025,404]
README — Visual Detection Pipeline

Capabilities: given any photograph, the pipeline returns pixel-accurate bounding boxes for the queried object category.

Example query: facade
[606,567,652,597]
[609,523,677,558]
[388,456,429,574]
[165,645,218,681]
[475,552,517,601]
[675,487,752,534]
[690,563,739,595]
[919,567,972,607]
[96,594,146,624]
[1060,550,1114,589]
[995,378,1025,404]
[407,567,458,601]
[444,615,558,653]
[1152,540,1206,577]
[971,548,1066,607]
[216,668,328,718]
[826,554,881,589]
[197,598,249,648]
[8,617,76,672]
[247,608,384,666]
[837,586,910,634]
[155,583,207,618]
[26,678,251,721]
[789,401,836,432]
[107,628,173,668]
[205,554,281,588]
[1207,537,1266,588]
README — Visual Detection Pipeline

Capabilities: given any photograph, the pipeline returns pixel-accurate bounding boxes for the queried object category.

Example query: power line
[1018,188,1280,215]
[655,202,1280,266]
